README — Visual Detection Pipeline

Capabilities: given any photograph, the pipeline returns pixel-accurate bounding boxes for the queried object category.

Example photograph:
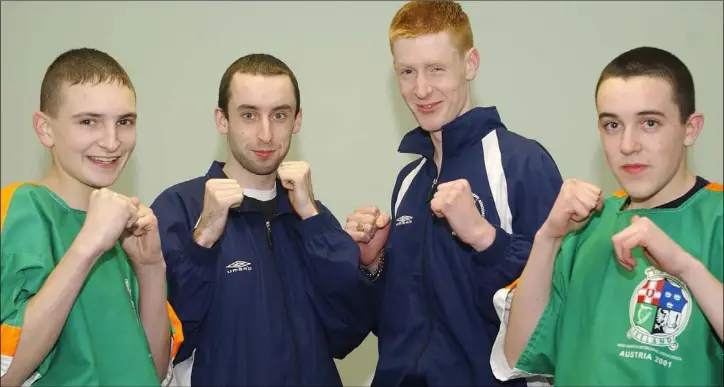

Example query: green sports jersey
[492,181,723,386]
[0,182,183,386]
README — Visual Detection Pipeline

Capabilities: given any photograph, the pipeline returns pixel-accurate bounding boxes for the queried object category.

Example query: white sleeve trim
[1,354,42,386]
[490,287,554,386]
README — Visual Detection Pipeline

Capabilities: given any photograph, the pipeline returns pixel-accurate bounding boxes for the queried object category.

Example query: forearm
[135,262,171,381]
[679,258,723,342]
[504,230,562,367]
[2,242,98,386]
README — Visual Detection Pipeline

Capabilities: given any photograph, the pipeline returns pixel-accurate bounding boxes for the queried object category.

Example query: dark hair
[595,46,695,123]
[217,53,300,118]
[40,48,134,117]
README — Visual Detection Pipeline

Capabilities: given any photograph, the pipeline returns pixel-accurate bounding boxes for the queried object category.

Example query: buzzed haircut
[217,53,301,118]
[595,46,695,124]
[39,48,135,117]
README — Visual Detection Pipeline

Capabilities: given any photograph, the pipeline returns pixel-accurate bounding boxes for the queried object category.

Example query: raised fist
[345,206,391,269]
[194,179,244,247]
[540,178,604,239]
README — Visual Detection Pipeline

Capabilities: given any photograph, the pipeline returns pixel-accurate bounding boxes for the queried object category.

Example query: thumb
[631,214,640,224]
[129,196,141,207]
[375,212,391,229]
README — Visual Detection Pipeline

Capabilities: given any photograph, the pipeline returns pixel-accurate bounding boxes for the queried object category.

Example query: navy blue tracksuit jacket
[371,107,563,386]
[150,161,373,386]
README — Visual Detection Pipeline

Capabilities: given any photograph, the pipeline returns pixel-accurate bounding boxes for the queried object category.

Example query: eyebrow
[598,110,666,120]
[71,112,137,120]
[236,104,293,111]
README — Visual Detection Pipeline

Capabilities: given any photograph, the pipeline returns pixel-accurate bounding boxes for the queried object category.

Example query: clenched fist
[277,161,318,219]
[121,204,164,266]
[77,188,140,258]
[612,215,696,276]
[194,179,244,248]
[539,179,604,240]
[345,207,391,269]
[430,179,495,252]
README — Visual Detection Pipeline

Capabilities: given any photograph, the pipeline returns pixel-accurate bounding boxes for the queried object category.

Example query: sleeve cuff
[297,207,338,239]
[183,236,221,267]
[472,224,510,266]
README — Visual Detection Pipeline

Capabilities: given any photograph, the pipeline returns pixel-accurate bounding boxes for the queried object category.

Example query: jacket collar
[205,161,295,215]
[397,106,506,159]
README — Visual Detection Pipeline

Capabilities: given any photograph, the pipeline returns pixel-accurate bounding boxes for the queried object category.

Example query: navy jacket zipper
[265,219,303,384]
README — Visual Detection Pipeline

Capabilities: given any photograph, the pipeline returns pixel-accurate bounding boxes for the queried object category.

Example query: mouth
[621,163,648,175]
[87,156,121,168]
[252,150,275,159]
[415,101,441,114]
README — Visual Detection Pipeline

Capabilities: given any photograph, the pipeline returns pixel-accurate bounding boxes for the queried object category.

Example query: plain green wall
[2,1,722,385]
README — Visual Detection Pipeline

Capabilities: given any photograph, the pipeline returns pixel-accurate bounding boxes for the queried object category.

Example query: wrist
[193,222,217,248]
[677,253,704,285]
[133,260,167,279]
[535,224,565,243]
[297,202,320,220]
[361,250,386,281]
[470,221,496,252]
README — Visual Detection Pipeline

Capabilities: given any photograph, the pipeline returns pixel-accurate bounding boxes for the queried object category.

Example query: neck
[223,156,277,190]
[628,165,696,210]
[41,164,95,211]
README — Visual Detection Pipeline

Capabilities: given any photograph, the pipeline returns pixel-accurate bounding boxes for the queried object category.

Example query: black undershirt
[622,176,709,210]
[243,196,277,221]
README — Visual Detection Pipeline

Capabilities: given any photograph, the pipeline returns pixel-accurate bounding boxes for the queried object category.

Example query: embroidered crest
[626,267,691,351]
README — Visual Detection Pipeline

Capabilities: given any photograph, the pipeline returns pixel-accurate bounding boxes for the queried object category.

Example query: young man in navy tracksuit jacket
[345,2,563,386]
[151,54,373,386]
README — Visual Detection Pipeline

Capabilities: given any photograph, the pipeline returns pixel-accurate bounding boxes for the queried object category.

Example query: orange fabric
[1,324,21,357]
[167,302,184,358]
[504,278,519,290]
[705,182,723,192]
[612,190,627,198]
[1,182,39,231]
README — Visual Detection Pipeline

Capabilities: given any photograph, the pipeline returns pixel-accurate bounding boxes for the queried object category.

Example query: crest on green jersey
[627,267,691,351]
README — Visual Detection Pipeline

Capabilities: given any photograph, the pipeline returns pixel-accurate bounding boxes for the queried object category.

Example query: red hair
[389,0,473,54]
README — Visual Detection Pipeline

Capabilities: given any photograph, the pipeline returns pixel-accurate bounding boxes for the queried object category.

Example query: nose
[257,118,273,144]
[97,123,120,152]
[619,127,642,155]
[414,73,432,99]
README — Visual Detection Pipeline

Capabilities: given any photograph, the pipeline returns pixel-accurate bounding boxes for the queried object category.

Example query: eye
[241,112,256,121]
[642,119,658,129]
[272,112,287,121]
[603,121,620,131]
[80,119,95,126]
[431,67,444,72]
[118,119,134,126]
[399,69,413,76]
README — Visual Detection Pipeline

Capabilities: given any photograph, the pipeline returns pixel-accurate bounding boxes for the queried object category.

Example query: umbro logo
[226,260,252,274]
[396,215,413,226]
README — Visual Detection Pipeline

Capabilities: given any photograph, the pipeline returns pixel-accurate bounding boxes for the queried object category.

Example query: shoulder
[485,129,560,175]
[1,182,57,259]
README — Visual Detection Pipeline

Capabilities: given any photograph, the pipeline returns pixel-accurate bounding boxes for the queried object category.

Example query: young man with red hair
[345,1,563,385]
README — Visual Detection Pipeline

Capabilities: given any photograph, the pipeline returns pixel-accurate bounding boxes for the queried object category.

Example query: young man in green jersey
[490,46,723,386]
[0,48,183,386]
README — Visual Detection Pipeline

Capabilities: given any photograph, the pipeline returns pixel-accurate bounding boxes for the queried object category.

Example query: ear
[683,112,704,147]
[292,108,303,135]
[214,107,229,135]
[464,47,480,81]
[32,111,54,148]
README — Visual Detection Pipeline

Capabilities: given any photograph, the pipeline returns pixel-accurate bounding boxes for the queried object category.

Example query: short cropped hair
[595,46,695,124]
[40,48,135,117]
[217,53,301,118]
[389,0,473,55]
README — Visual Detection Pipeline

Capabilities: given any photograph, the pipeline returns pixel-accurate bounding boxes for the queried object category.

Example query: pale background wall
[1,1,722,385]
